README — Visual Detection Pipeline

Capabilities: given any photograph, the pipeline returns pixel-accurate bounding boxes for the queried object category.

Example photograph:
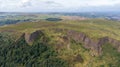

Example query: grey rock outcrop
[67,30,120,55]
[25,30,45,44]
[28,30,44,42]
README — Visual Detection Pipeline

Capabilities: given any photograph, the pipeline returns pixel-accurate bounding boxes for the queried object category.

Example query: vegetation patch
[46,18,62,21]
[0,32,69,67]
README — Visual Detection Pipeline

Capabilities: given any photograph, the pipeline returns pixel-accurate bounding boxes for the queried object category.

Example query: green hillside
[0,18,120,67]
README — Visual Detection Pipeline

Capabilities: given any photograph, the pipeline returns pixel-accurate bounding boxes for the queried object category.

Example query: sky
[0,0,120,12]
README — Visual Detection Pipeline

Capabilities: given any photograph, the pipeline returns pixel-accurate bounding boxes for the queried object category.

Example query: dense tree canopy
[0,33,68,67]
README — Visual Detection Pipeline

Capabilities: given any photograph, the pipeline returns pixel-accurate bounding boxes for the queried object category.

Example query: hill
[0,17,120,67]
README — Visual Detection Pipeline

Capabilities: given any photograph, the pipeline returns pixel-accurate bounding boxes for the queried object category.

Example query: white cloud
[20,0,32,7]
[0,0,120,12]
[21,0,30,3]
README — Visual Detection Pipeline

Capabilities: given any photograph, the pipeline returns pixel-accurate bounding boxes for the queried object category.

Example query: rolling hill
[0,15,120,67]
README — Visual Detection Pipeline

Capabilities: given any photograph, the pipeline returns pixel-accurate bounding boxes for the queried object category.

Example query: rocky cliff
[67,30,120,55]
[15,30,120,56]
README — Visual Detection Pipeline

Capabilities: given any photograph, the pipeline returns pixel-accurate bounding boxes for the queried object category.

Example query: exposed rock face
[108,38,120,52]
[67,30,86,42]
[98,37,120,53]
[15,30,120,55]
[67,30,120,55]
[25,30,45,44]
[15,33,26,43]
[67,30,97,50]
[14,30,46,45]
[13,33,28,48]
[55,36,70,50]
[29,30,44,42]
[73,54,84,63]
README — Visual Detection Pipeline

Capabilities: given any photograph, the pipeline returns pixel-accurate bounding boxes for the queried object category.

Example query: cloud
[0,0,120,12]
[44,1,56,4]
[21,2,32,7]
[42,1,62,7]
[21,0,30,3]
[20,0,32,7]
[0,0,32,9]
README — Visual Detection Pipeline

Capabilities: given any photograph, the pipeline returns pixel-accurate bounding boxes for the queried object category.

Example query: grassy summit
[0,18,120,40]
